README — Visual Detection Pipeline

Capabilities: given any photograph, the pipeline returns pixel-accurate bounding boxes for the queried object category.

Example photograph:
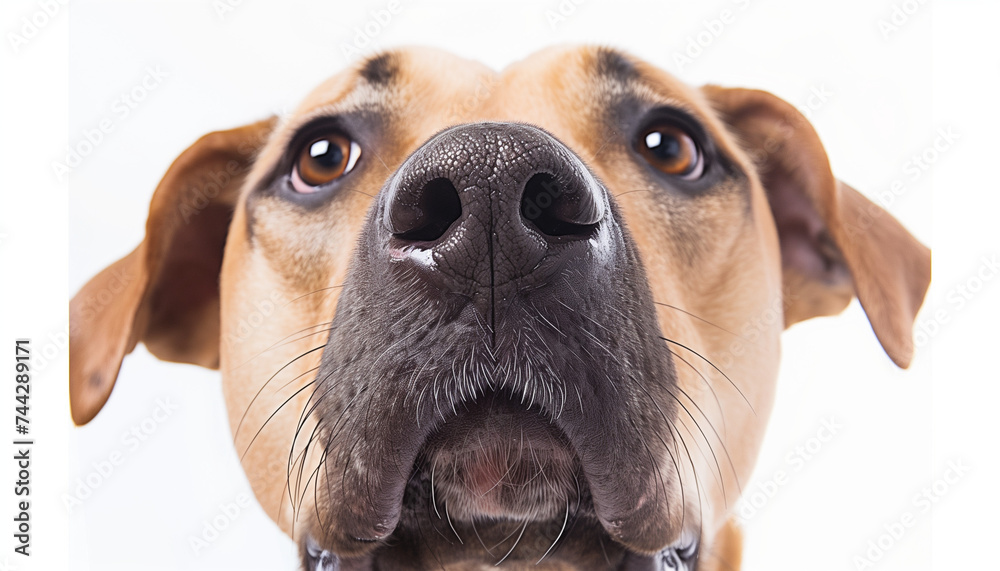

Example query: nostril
[521,173,601,239]
[390,177,462,242]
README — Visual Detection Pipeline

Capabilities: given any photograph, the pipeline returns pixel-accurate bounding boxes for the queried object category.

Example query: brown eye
[291,133,361,192]
[636,123,703,180]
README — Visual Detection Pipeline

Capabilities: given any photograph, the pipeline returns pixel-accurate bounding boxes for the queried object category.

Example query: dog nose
[382,122,607,292]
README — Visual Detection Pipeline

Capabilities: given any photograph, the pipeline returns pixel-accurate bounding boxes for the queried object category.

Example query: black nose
[382,123,608,295]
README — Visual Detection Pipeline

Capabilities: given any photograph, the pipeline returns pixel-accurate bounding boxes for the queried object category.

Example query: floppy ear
[70,118,276,425]
[701,86,930,369]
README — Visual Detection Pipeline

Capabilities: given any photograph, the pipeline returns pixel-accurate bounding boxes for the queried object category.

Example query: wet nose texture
[382,122,608,316]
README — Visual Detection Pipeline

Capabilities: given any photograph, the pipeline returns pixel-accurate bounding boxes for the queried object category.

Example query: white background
[1,0,997,569]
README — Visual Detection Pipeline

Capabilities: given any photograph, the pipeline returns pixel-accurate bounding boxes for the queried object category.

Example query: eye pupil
[645,131,681,161]
[309,139,344,169]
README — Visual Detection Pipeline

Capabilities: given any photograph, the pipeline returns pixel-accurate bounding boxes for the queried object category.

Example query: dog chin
[414,390,581,523]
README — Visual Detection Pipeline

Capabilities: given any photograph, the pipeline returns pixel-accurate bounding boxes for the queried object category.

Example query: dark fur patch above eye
[593,47,638,83]
[360,52,399,86]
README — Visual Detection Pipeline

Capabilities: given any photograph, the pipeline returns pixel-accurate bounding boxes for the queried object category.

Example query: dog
[69,46,930,570]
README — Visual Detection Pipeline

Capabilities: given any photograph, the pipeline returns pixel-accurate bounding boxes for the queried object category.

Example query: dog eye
[636,122,703,180]
[292,133,361,192]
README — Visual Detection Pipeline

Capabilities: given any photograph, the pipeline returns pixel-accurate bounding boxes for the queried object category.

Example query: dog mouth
[301,383,705,569]
[301,357,698,569]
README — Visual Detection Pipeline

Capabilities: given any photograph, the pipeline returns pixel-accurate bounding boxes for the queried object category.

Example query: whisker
[663,407,704,538]
[308,448,332,539]
[663,383,729,510]
[669,349,726,431]
[290,380,368,517]
[428,512,457,545]
[654,302,745,340]
[598,535,613,569]
[291,419,324,515]
[674,380,741,498]
[652,339,740,506]
[367,146,394,174]
[235,345,325,440]
[626,414,672,525]
[495,520,528,566]
[579,128,618,164]
[261,327,334,355]
[490,516,526,551]
[283,284,345,306]
[471,517,494,557]
[412,483,449,567]
[346,188,376,198]
[536,498,570,564]
[656,351,731,497]
[444,501,463,545]
[240,377,318,462]
[430,461,441,519]
[613,188,654,198]
[231,320,333,373]
[288,368,337,509]
[661,336,754,414]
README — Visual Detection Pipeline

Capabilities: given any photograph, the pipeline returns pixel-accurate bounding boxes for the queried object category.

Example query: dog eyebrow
[359,52,399,87]
[590,47,703,124]
[593,47,638,84]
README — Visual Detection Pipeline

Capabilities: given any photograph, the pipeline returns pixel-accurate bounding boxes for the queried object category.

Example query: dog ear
[70,118,276,425]
[701,86,930,368]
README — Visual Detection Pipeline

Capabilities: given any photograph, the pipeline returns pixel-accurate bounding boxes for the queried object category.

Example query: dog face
[70,46,930,570]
